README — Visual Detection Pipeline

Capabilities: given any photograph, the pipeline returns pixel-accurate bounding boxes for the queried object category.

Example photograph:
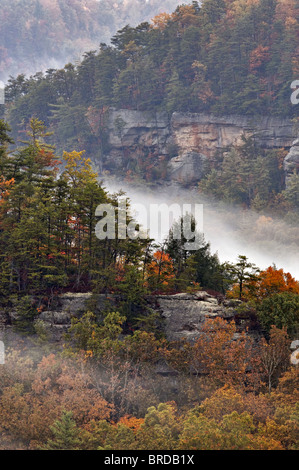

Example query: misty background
[0,0,184,82]
[104,178,299,279]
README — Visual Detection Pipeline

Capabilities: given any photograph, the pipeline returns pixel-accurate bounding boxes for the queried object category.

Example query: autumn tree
[258,326,290,393]
[134,402,181,450]
[147,249,175,292]
[190,317,261,391]
[249,266,299,301]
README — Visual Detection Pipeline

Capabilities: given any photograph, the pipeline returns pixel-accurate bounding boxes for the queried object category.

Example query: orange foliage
[118,415,144,432]
[35,149,61,172]
[0,176,14,201]
[249,266,299,301]
[191,318,262,392]
[147,250,175,289]
[150,13,173,30]
[249,45,270,72]
[173,5,200,29]
[0,353,113,449]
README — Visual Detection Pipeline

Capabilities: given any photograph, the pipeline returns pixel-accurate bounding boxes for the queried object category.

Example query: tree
[249,266,299,301]
[43,411,82,450]
[165,70,188,113]
[147,249,175,292]
[190,317,260,391]
[259,326,290,394]
[178,408,283,450]
[134,402,181,450]
[0,120,14,177]
[282,171,299,211]
[257,291,299,335]
[226,255,259,300]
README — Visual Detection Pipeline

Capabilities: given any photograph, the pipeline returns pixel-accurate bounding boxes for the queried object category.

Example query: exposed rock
[151,291,237,342]
[171,113,296,156]
[35,293,117,342]
[168,151,207,184]
[0,291,253,344]
[284,137,299,186]
[103,108,296,185]
[105,108,170,170]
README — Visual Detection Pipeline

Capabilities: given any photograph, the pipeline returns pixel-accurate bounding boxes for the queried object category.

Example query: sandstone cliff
[284,137,299,183]
[0,291,258,344]
[104,109,297,185]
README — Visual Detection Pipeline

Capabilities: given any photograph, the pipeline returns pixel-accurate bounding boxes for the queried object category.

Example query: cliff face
[0,291,258,344]
[284,138,299,183]
[104,109,297,185]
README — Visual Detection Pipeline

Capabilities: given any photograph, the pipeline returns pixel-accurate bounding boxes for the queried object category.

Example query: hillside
[4,0,298,143]
[0,0,183,81]
[3,0,299,216]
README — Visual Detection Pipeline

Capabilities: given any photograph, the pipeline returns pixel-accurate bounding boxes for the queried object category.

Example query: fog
[103,178,299,280]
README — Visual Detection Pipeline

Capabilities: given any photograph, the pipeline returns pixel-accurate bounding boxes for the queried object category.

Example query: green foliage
[0,0,184,82]
[226,255,260,300]
[43,411,81,450]
[136,403,181,450]
[116,265,148,324]
[12,295,38,334]
[64,311,126,358]
[0,118,153,307]
[257,292,299,335]
[199,135,286,210]
[283,172,299,212]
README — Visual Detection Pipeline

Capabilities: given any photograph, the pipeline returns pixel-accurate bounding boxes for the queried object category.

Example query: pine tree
[226,255,260,300]
[43,411,82,450]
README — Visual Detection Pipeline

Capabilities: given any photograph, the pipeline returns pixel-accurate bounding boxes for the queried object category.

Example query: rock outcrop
[284,137,299,185]
[104,108,297,185]
[0,291,257,344]
[150,291,252,342]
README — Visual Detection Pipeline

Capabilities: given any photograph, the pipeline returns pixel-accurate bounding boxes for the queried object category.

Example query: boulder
[152,292,236,342]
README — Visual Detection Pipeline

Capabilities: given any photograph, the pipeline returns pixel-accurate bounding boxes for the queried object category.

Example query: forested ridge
[4,0,299,140]
[3,0,299,195]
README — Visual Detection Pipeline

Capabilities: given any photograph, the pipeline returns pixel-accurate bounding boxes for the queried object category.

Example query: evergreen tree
[44,411,81,450]
[226,255,260,300]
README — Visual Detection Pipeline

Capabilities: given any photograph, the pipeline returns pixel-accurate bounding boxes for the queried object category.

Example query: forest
[0,0,298,452]
[4,0,299,130]
[0,116,298,450]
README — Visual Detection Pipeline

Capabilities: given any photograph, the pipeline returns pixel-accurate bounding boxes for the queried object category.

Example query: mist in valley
[103,178,299,280]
